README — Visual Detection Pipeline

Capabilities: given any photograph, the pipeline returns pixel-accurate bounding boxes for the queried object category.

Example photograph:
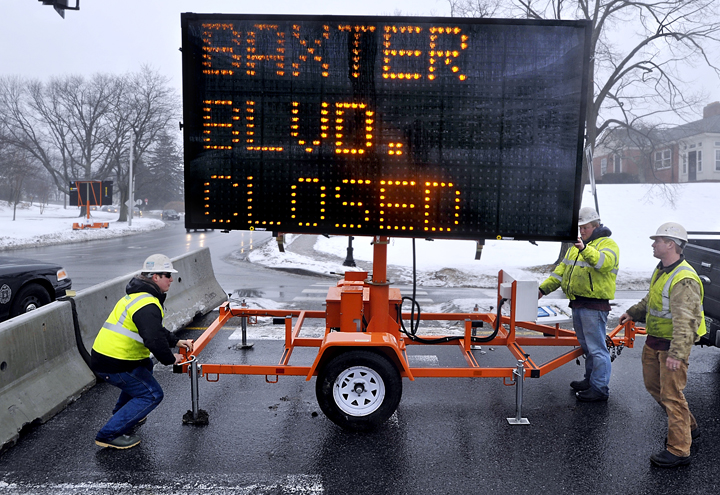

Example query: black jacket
[90,276,179,373]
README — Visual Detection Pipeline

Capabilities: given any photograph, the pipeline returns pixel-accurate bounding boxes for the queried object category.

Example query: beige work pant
[641,344,697,457]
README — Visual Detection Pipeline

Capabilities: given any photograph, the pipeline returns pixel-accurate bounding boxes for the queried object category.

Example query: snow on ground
[0,203,165,250]
[248,183,720,291]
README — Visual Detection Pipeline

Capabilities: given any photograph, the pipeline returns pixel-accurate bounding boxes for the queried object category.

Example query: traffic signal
[38,0,80,19]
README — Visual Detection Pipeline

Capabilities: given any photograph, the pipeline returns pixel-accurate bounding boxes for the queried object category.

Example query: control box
[499,270,539,322]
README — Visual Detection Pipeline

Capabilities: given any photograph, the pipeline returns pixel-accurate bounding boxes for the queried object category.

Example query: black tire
[316,350,402,431]
[11,284,51,317]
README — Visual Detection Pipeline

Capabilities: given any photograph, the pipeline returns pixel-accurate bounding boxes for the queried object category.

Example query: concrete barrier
[163,248,228,332]
[0,247,227,451]
[0,300,94,452]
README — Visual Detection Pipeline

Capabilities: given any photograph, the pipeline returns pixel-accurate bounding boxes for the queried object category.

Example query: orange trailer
[176,236,640,430]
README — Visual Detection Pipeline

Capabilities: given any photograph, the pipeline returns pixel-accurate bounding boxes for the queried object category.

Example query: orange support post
[366,236,398,340]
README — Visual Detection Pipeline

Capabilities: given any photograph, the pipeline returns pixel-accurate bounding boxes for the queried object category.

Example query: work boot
[95,434,141,450]
[575,388,608,402]
[650,449,691,468]
[570,379,590,391]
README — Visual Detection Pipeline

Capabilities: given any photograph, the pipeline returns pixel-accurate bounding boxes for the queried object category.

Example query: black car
[0,256,72,322]
[162,209,180,221]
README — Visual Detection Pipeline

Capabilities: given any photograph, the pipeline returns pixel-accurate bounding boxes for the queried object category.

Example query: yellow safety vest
[92,292,164,361]
[540,236,620,301]
[646,261,706,340]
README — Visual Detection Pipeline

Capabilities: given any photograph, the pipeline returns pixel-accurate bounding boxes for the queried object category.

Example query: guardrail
[0,247,227,452]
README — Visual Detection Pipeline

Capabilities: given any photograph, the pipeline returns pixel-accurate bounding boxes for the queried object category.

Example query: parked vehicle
[162,209,180,221]
[685,232,720,347]
[0,257,72,322]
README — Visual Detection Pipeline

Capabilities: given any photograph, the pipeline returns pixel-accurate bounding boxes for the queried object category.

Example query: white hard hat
[578,207,600,225]
[142,254,178,274]
[650,222,688,245]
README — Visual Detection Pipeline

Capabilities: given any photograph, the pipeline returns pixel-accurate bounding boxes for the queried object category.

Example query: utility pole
[125,135,134,227]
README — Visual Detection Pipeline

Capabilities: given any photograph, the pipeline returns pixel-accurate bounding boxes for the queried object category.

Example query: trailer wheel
[316,350,402,431]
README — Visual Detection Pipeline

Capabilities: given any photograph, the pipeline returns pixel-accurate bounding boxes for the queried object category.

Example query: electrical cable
[59,295,104,382]
[471,297,507,343]
[396,239,507,345]
[399,239,454,344]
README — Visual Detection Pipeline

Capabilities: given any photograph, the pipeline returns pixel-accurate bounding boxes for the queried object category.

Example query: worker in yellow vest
[91,254,194,449]
[539,207,620,402]
[620,222,706,468]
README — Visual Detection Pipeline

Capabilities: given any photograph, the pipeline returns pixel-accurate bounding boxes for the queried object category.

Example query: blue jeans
[96,360,164,441]
[572,308,611,396]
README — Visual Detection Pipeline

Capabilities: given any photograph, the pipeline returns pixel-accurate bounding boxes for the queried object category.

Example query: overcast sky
[2,0,718,119]
[1,1,446,92]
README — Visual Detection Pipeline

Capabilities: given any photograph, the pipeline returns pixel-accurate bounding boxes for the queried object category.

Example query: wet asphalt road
[2,310,720,494]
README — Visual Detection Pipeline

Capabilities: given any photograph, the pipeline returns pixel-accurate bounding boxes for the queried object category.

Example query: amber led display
[182,14,590,240]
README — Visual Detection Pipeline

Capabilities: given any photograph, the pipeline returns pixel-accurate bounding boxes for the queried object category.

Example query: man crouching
[91,254,193,449]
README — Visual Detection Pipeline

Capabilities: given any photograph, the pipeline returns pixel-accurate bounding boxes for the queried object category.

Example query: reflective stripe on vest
[648,266,704,319]
[646,261,706,339]
[93,292,164,361]
[561,256,619,275]
[101,321,144,343]
[100,293,156,342]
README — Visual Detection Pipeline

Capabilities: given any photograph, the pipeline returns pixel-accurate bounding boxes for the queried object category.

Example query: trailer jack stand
[182,356,209,426]
[231,315,254,350]
[507,360,530,425]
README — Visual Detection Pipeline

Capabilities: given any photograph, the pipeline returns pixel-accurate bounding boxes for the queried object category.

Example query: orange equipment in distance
[70,180,110,230]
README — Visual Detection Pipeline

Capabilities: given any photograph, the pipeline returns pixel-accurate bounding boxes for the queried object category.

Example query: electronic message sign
[181,14,590,241]
[69,180,113,207]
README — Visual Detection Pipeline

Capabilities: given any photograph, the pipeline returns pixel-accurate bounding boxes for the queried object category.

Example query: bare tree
[0,74,123,215]
[0,148,40,220]
[107,66,179,222]
[502,1,720,177]
[136,131,184,210]
[447,0,502,17]
[0,69,178,221]
[24,167,56,212]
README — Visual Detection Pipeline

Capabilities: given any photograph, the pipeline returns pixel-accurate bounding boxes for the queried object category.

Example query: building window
[716,149,720,171]
[600,157,607,175]
[614,154,621,173]
[683,154,687,174]
[698,150,703,172]
[654,150,671,170]
[715,141,720,146]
